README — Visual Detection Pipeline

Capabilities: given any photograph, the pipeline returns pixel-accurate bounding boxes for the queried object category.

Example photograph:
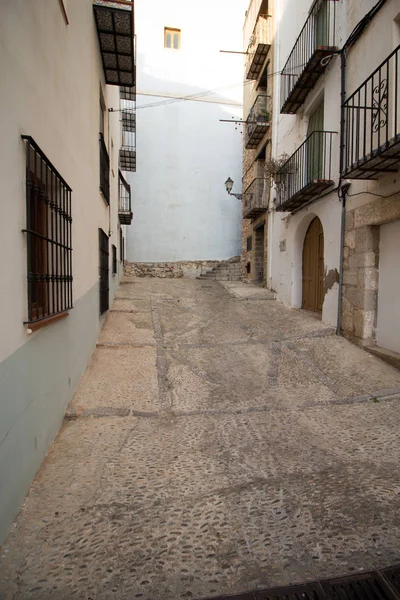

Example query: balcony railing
[280,0,338,114]
[99,132,110,204]
[120,123,136,171]
[93,0,135,87]
[245,15,272,80]
[245,95,271,149]
[342,45,400,180]
[276,131,336,212]
[118,170,133,224]
[243,178,267,219]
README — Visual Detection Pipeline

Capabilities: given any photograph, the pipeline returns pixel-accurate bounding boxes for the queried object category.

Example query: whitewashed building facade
[0,0,135,542]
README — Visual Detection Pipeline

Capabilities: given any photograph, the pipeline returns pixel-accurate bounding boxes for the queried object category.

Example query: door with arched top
[302,217,324,312]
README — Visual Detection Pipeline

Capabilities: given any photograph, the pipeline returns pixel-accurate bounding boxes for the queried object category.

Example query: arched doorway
[302,217,324,312]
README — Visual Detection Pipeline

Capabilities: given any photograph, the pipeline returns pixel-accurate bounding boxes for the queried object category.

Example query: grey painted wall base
[0,281,107,544]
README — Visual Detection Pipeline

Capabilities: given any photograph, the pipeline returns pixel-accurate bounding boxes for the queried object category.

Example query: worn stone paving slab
[70,346,159,413]
[98,311,155,345]
[1,277,400,600]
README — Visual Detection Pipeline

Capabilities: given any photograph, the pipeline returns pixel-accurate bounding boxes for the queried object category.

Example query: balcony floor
[246,43,271,80]
[343,134,400,180]
[243,206,267,220]
[276,179,334,212]
[245,123,270,149]
[281,47,338,114]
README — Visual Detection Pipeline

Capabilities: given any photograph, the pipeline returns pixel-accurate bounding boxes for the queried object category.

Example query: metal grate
[120,228,124,262]
[245,95,271,149]
[118,170,133,224]
[200,567,400,600]
[122,109,136,132]
[382,566,400,596]
[276,130,336,212]
[342,45,400,180]
[99,132,110,204]
[99,229,109,314]
[321,572,398,600]
[243,177,267,220]
[112,244,117,274]
[120,85,136,101]
[280,0,338,114]
[22,136,73,325]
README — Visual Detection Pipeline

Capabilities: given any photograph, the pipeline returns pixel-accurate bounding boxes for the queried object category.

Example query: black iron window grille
[99,132,110,204]
[99,229,109,314]
[120,228,125,262]
[243,178,268,220]
[112,244,117,275]
[276,131,336,212]
[245,95,271,149]
[118,170,133,224]
[22,136,73,325]
[280,0,338,114]
[342,45,400,180]
[120,85,136,102]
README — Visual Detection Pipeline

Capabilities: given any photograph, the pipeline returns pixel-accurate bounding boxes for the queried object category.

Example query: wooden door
[302,217,324,312]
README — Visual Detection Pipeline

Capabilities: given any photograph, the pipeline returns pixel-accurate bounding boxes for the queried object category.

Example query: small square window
[164,27,181,50]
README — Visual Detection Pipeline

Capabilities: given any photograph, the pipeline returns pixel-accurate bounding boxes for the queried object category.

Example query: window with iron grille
[112,244,117,275]
[120,229,124,262]
[22,136,73,325]
[99,229,109,315]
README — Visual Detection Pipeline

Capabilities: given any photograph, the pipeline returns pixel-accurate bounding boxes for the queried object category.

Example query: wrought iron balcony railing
[342,45,400,180]
[99,132,110,204]
[245,15,272,81]
[276,131,336,212]
[280,0,338,114]
[243,178,268,219]
[120,127,136,171]
[93,0,135,87]
[118,170,133,224]
[245,95,271,149]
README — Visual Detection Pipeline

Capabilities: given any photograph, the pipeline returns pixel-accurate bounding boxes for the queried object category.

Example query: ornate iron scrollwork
[372,79,388,132]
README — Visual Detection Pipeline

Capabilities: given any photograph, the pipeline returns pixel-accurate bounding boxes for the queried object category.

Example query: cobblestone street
[1,278,400,600]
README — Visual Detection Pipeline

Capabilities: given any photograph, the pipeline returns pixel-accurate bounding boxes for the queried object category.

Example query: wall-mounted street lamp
[225,177,242,200]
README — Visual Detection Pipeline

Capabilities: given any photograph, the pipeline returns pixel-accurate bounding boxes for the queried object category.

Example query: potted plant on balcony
[265,153,291,185]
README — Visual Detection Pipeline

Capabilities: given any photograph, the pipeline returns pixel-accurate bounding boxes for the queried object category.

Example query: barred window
[112,244,117,275]
[120,229,125,262]
[22,136,73,326]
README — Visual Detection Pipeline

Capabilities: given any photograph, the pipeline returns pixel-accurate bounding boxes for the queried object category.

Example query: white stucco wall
[126,0,248,262]
[376,220,400,354]
[268,0,342,325]
[0,0,128,543]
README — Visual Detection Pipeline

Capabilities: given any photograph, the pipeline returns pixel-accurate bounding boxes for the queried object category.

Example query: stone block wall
[124,260,232,279]
[341,194,400,346]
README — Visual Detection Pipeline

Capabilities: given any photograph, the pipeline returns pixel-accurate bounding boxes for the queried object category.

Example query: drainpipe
[336,50,348,337]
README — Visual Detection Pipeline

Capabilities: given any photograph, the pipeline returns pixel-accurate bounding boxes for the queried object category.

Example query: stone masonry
[125,259,239,280]
[342,194,400,346]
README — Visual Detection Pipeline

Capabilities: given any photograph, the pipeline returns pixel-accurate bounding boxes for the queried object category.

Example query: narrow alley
[1,277,400,600]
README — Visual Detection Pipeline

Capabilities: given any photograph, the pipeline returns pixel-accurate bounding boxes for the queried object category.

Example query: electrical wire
[134,61,309,111]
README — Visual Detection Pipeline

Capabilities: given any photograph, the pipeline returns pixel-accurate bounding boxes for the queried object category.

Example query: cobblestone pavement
[1,278,400,600]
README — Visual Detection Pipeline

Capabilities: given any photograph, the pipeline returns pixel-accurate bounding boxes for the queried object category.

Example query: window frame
[112,244,117,275]
[164,27,181,50]
[22,136,73,328]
